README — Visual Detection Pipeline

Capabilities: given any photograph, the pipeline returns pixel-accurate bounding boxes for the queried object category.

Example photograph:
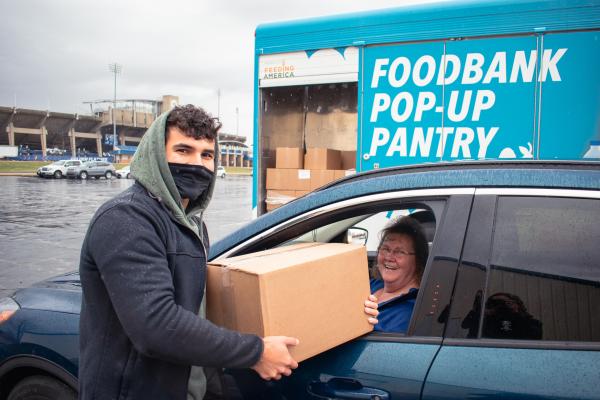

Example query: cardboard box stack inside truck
[265,147,356,211]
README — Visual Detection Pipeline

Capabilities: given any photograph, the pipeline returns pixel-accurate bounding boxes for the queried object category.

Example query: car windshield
[51,161,66,166]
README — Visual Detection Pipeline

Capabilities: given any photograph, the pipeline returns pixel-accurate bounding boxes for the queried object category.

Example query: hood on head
[129,109,219,241]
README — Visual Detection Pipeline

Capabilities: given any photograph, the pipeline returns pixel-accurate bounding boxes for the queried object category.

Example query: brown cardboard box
[333,170,346,180]
[266,168,293,190]
[341,150,357,169]
[304,148,342,170]
[276,147,304,169]
[333,169,356,180]
[266,202,282,212]
[206,243,372,362]
[295,190,309,197]
[266,169,311,191]
[266,189,295,199]
[294,169,311,191]
[266,190,296,211]
[310,169,335,190]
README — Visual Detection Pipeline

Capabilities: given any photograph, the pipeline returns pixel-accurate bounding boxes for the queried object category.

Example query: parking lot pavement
[0,175,252,298]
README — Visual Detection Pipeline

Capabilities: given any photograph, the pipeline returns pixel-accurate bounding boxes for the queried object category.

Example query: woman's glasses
[379,246,415,258]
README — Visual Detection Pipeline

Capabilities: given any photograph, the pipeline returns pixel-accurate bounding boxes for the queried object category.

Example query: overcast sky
[1,0,439,143]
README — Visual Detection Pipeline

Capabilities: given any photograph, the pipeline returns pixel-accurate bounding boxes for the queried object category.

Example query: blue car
[1,161,600,400]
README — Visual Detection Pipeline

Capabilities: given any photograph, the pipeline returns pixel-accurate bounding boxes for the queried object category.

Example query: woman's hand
[365,294,379,325]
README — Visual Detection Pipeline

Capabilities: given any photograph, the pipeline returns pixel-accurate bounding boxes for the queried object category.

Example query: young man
[78,105,300,399]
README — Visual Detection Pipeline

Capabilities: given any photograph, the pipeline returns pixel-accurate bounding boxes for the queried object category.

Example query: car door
[423,189,600,399]
[219,188,474,400]
[92,162,105,177]
[82,162,94,176]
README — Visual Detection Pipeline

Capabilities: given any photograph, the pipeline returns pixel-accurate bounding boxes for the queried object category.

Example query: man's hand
[251,336,299,380]
[365,294,379,325]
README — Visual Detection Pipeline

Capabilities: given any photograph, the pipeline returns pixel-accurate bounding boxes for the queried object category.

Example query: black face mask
[168,162,213,203]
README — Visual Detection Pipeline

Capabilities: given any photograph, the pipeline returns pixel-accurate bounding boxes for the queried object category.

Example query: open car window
[265,203,439,336]
[282,208,436,252]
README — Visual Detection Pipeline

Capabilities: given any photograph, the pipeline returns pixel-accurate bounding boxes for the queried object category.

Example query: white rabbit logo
[499,142,533,158]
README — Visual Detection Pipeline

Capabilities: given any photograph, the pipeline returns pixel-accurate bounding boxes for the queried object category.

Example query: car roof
[318,160,600,191]
[210,161,600,259]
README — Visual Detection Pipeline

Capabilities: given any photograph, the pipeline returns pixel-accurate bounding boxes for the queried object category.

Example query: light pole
[236,107,239,136]
[108,63,122,151]
[217,88,221,120]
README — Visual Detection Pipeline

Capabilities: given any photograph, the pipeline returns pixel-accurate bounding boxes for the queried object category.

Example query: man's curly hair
[165,104,221,141]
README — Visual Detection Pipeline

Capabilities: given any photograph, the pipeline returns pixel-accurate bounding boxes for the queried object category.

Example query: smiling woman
[370,215,429,333]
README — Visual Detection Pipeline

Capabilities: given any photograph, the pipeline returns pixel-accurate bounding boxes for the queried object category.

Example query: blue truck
[252,0,600,214]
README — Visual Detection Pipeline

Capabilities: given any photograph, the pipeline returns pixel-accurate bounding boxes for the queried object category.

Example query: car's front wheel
[105,171,113,179]
[8,375,76,400]
[53,170,62,179]
[79,171,88,180]
[126,173,131,179]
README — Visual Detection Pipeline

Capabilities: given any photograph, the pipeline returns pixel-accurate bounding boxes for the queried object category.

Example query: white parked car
[216,166,226,179]
[116,165,131,179]
[37,160,82,179]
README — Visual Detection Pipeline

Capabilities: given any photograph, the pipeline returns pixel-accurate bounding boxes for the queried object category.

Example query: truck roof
[255,0,600,54]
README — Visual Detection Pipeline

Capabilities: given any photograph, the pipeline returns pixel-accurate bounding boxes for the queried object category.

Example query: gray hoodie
[130,109,218,244]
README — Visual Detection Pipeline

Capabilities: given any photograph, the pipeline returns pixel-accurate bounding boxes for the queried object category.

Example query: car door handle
[307,377,390,400]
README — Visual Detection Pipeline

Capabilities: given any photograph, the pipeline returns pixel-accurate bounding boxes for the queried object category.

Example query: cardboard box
[206,243,373,362]
[295,190,309,197]
[266,202,282,212]
[266,168,293,190]
[294,169,311,191]
[304,148,342,170]
[341,150,357,169]
[333,169,356,180]
[266,190,296,211]
[310,169,335,190]
[266,189,295,200]
[266,169,310,191]
[276,147,304,169]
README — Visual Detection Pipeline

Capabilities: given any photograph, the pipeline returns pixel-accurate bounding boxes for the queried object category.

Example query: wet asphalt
[0,175,253,298]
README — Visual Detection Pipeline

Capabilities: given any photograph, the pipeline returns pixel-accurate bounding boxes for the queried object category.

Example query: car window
[450,195,600,342]
[484,196,600,342]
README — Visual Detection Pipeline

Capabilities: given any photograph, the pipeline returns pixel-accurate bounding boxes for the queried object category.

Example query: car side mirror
[345,228,368,246]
